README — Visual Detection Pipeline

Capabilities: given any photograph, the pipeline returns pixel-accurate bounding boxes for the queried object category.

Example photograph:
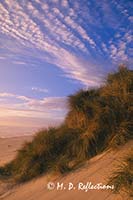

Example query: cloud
[128,16,133,23]
[13,61,26,65]
[17,96,31,101]
[32,87,49,93]
[0,92,31,101]
[26,96,67,112]
[0,0,132,87]
[0,92,68,122]
[0,93,16,98]
[109,29,132,63]
[0,91,67,136]
[0,56,6,60]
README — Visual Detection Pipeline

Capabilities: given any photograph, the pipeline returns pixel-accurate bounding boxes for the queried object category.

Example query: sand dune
[0,137,132,200]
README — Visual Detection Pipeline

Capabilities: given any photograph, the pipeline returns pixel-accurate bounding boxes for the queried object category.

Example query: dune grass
[108,149,133,198]
[0,66,132,183]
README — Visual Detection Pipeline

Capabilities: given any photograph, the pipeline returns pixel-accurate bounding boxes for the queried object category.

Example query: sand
[0,136,33,166]
[0,137,132,200]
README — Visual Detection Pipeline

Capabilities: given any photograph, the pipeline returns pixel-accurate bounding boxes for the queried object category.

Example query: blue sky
[0,0,132,137]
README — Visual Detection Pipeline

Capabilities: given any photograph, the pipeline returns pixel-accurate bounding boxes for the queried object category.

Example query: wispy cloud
[0,56,6,60]
[12,61,27,65]
[0,92,68,124]
[0,90,67,136]
[32,87,49,93]
[0,0,132,86]
[0,92,31,101]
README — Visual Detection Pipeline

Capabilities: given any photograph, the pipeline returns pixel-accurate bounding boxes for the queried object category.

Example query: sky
[0,0,132,137]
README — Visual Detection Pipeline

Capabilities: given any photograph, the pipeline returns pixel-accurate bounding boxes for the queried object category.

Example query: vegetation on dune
[0,127,82,182]
[0,66,132,183]
[108,149,133,198]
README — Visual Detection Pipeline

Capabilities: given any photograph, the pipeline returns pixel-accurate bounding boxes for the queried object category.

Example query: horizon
[0,0,132,137]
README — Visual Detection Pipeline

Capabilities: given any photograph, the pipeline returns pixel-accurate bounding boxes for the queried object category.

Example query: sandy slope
[0,138,132,200]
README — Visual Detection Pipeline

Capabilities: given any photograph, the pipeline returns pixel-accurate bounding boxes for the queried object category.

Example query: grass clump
[108,149,133,198]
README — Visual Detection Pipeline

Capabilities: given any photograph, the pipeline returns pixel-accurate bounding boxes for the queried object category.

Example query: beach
[0,136,33,166]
